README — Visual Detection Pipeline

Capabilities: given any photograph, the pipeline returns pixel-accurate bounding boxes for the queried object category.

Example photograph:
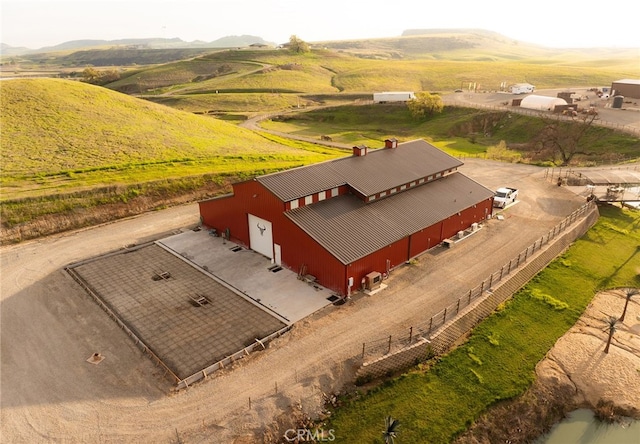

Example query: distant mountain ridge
[0,35,276,56]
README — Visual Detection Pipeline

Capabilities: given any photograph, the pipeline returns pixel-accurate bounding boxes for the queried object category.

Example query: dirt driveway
[0,160,586,443]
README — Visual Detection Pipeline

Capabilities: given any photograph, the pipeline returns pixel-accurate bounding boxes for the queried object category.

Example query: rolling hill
[0,78,344,196]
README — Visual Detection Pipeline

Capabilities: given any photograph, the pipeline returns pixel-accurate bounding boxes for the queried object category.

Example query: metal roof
[571,168,640,185]
[612,79,640,85]
[257,139,463,201]
[286,172,494,264]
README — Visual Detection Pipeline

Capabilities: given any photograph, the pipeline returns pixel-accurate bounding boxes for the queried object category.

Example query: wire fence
[359,200,596,361]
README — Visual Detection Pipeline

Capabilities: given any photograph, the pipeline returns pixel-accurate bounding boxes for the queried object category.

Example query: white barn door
[248,214,273,259]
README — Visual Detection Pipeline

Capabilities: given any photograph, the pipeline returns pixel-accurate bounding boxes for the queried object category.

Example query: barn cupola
[352,145,368,157]
[385,138,398,149]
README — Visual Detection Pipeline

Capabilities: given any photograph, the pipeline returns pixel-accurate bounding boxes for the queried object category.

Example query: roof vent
[352,145,368,156]
[385,138,398,149]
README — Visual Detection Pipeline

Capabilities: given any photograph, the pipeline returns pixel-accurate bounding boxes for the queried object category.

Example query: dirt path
[1,162,587,443]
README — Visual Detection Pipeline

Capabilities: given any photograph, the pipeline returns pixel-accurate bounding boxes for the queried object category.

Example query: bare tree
[619,288,639,322]
[533,112,599,165]
[603,316,618,354]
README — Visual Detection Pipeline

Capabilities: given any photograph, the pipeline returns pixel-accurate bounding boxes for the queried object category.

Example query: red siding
[199,179,284,247]
[200,180,349,295]
[348,239,408,293]
[199,183,494,297]
[409,222,443,258]
[276,219,347,295]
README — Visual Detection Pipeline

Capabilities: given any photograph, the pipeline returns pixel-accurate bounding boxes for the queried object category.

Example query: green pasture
[260,104,640,161]
[107,59,260,94]
[327,205,640,443]
[129,48,639,99]
[0,79,346,202]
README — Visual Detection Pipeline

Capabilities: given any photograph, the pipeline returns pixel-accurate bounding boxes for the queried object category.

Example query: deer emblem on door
[257,222,267,236]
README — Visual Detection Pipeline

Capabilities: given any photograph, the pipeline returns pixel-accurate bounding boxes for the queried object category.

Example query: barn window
[318,191,326,201]
[331,187,339,197]
[290,199,299,210]
[305,195,313,205]
[400,185,407,190]
[369,195,376,201]
[390,188,397,194]
[380,191,387,197]
[419,178,425,184]
[410,181,416,187]
[427,175,433,181]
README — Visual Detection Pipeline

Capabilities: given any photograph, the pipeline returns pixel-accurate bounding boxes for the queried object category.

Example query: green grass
[0,79,346,201]
[327,205,640,443]
[125,46,638,100]
[261,104,640,161]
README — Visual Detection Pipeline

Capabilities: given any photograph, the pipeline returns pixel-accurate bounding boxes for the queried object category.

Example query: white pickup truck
[493,187,518,208]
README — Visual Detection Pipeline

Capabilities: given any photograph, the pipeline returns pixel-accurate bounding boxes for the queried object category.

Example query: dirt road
[1,161,586,443]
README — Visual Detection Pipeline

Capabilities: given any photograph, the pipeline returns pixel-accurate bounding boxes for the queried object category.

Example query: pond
[536,409,640,444]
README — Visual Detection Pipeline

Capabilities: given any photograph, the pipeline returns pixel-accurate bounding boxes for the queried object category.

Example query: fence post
[429,317,433,333]
[387,335,392,354]
[489,273,493,289]
[443,308,447,324]
[362,343,365,359]
[456,299,460,314]
[468,289,472,303]
[507,259,512,274]
[409,326,413,343]
[480,280,485,293]
[517,253,521,267]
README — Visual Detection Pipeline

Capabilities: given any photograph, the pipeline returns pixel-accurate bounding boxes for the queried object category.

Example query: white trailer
[373,91,416,103]
[510,83,535,95]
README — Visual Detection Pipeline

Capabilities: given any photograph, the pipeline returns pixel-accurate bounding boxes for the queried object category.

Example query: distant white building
[510,83,535,94]
[373,92,416,103]
[520,95,567,111]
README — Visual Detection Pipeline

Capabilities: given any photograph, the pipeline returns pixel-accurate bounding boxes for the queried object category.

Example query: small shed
[611,79,640,99]
[520,95,568,111]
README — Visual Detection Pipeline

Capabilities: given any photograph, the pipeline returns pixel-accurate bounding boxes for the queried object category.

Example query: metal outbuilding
[520,95,568,111]
[199,139,495,297]
[611,79,640,99]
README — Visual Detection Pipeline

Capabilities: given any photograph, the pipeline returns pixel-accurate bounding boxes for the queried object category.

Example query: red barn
[199,139,494,296]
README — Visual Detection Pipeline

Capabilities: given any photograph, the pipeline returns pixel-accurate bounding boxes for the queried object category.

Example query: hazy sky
[2,0,640,49]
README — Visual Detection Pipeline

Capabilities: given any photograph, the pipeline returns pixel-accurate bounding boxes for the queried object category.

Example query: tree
[407,92,444,120]
[82,67,99,83]
[532,112,599,165]
[619,288,639,322]
[288,35,309,53]
[603,316,618,354]
[382,415,400,444]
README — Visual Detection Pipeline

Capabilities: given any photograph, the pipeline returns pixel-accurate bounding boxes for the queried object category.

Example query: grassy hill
[1,79,343,190]
[101,31,639,115]
[0,78,345,241]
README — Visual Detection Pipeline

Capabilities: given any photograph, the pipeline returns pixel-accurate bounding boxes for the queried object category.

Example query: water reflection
[537,409,640,444]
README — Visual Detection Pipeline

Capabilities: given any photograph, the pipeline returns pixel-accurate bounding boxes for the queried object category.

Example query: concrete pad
[157,230,333,324]
[70,244,287,380]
